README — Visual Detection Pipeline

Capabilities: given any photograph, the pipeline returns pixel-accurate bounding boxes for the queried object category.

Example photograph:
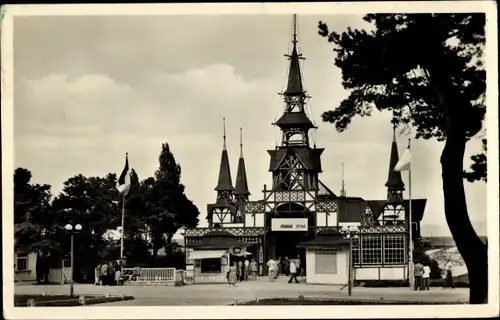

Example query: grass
[238,298,467,305]
[14,294,134,307]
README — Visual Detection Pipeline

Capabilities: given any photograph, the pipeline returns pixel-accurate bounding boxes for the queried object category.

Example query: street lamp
[341,225,359,296]
[65,223,82,297]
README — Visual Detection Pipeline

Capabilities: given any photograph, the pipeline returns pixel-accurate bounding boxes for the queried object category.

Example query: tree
[318,14,487,303]
[148,143,200,259]
[51,173,121,269]
[123,169,153,264]
[14,168,56,253]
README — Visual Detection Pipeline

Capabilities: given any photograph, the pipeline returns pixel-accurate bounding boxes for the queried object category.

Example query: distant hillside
[422,236,487,248]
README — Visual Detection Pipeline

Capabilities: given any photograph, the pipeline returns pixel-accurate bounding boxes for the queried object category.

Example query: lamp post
[341,225,359,296]
[65,223,82,297]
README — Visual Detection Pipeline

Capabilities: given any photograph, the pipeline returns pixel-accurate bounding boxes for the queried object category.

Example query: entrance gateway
[268,218,312,262]
[184,14,426,282]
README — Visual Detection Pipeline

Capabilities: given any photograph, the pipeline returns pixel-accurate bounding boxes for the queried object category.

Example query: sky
[13,14,487,237]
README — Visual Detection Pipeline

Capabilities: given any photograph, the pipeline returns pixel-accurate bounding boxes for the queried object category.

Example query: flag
[394,146,412,172]
[117,154,131,195]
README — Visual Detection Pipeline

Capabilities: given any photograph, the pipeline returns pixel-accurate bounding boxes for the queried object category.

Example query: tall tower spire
[234,127,250,201]
[275,14,315,147]
[386,124,405,203]
[267,15,324,192]
[215,118,234,196]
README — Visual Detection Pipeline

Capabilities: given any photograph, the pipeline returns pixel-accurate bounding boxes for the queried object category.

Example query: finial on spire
[223,118,227,150]
[292,14,298,45]
[239,127,243,158]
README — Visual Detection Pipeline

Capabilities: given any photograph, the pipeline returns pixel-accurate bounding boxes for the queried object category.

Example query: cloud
[13,15,487,237]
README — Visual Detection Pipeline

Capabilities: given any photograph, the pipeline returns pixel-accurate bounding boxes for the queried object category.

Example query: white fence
[122,268,178,285]
[49,267,73,284]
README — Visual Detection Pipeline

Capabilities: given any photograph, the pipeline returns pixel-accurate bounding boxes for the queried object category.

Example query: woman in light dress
[228,262,238,287]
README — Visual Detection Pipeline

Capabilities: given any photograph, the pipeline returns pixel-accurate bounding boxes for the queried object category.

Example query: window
[16,255,28,271]
[383,234,406,264]
[315,252,338,274]
[200,258,222,273]
[352,238,360,265]
[361,235,382,264]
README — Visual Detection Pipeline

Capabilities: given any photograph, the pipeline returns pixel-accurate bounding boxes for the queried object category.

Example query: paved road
[15,277,469,306]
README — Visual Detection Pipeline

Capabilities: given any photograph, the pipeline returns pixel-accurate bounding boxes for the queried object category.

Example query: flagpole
[408,138,414,288]
[120,192,125,259]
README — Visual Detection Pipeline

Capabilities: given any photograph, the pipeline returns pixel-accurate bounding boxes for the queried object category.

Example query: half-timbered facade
[184,15,427,281]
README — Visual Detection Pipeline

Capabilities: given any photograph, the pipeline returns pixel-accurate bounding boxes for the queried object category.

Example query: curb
[16,295,135,307]
[234,298,468,305]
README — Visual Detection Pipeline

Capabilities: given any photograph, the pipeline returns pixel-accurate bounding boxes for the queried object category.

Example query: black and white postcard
[1,2,498,319]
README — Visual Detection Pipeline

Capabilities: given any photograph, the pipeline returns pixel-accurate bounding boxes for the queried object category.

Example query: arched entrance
[265,203,315,262]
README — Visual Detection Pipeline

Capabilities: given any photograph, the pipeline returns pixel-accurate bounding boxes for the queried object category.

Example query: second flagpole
[120,192,125,260]
[408,138,414,288]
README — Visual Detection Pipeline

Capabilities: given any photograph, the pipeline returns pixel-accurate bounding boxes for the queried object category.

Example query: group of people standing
[95,261,122,286]
[266,256,303,284]
[226,257,258,286]
[413,260,431,290]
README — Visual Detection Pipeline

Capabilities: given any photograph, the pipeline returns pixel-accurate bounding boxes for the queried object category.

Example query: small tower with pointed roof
[215,118,234,200]
[380,124,406,225]
[234,127,250,203]
[206,118,237,227]
[385,124,405,202]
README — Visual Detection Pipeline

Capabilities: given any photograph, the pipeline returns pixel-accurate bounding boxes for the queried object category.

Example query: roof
[337,198,368,223]
[205,198,237,220]
[268,147,324,172]
[215,149,234,192]
[185,230,249,249]
[283,45,304,96]
[234,156,250,196]
[366,199,427,223]
[275,112,315,129]
[297,229,350,248]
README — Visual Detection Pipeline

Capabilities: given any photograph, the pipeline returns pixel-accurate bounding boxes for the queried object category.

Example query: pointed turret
[215,118,234,192]
[385,125,405,203]
[234,128,250,200]
[275,14,315,145]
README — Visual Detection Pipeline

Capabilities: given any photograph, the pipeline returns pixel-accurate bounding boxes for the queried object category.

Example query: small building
[14,250,38,282]
[185,230,252,283]
[297,229,350,285]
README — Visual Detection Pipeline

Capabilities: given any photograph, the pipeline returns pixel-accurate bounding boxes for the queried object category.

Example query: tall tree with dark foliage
[318,13,487,303]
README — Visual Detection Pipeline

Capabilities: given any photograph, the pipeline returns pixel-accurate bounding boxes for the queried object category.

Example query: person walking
[249,259,258,280]
[288,260,299,284]
[422,262,431,290]
[227,262,238,287]
[284,257,290,276]
[266,257,277,282]
[244,259,250,281]
[237,260,243,282]
[413,261,424,290]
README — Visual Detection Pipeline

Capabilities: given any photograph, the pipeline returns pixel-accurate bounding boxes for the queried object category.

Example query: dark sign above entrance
[271,218,308,231]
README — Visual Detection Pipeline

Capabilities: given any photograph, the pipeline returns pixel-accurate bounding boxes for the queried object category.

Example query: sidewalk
[14,277,469,306]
